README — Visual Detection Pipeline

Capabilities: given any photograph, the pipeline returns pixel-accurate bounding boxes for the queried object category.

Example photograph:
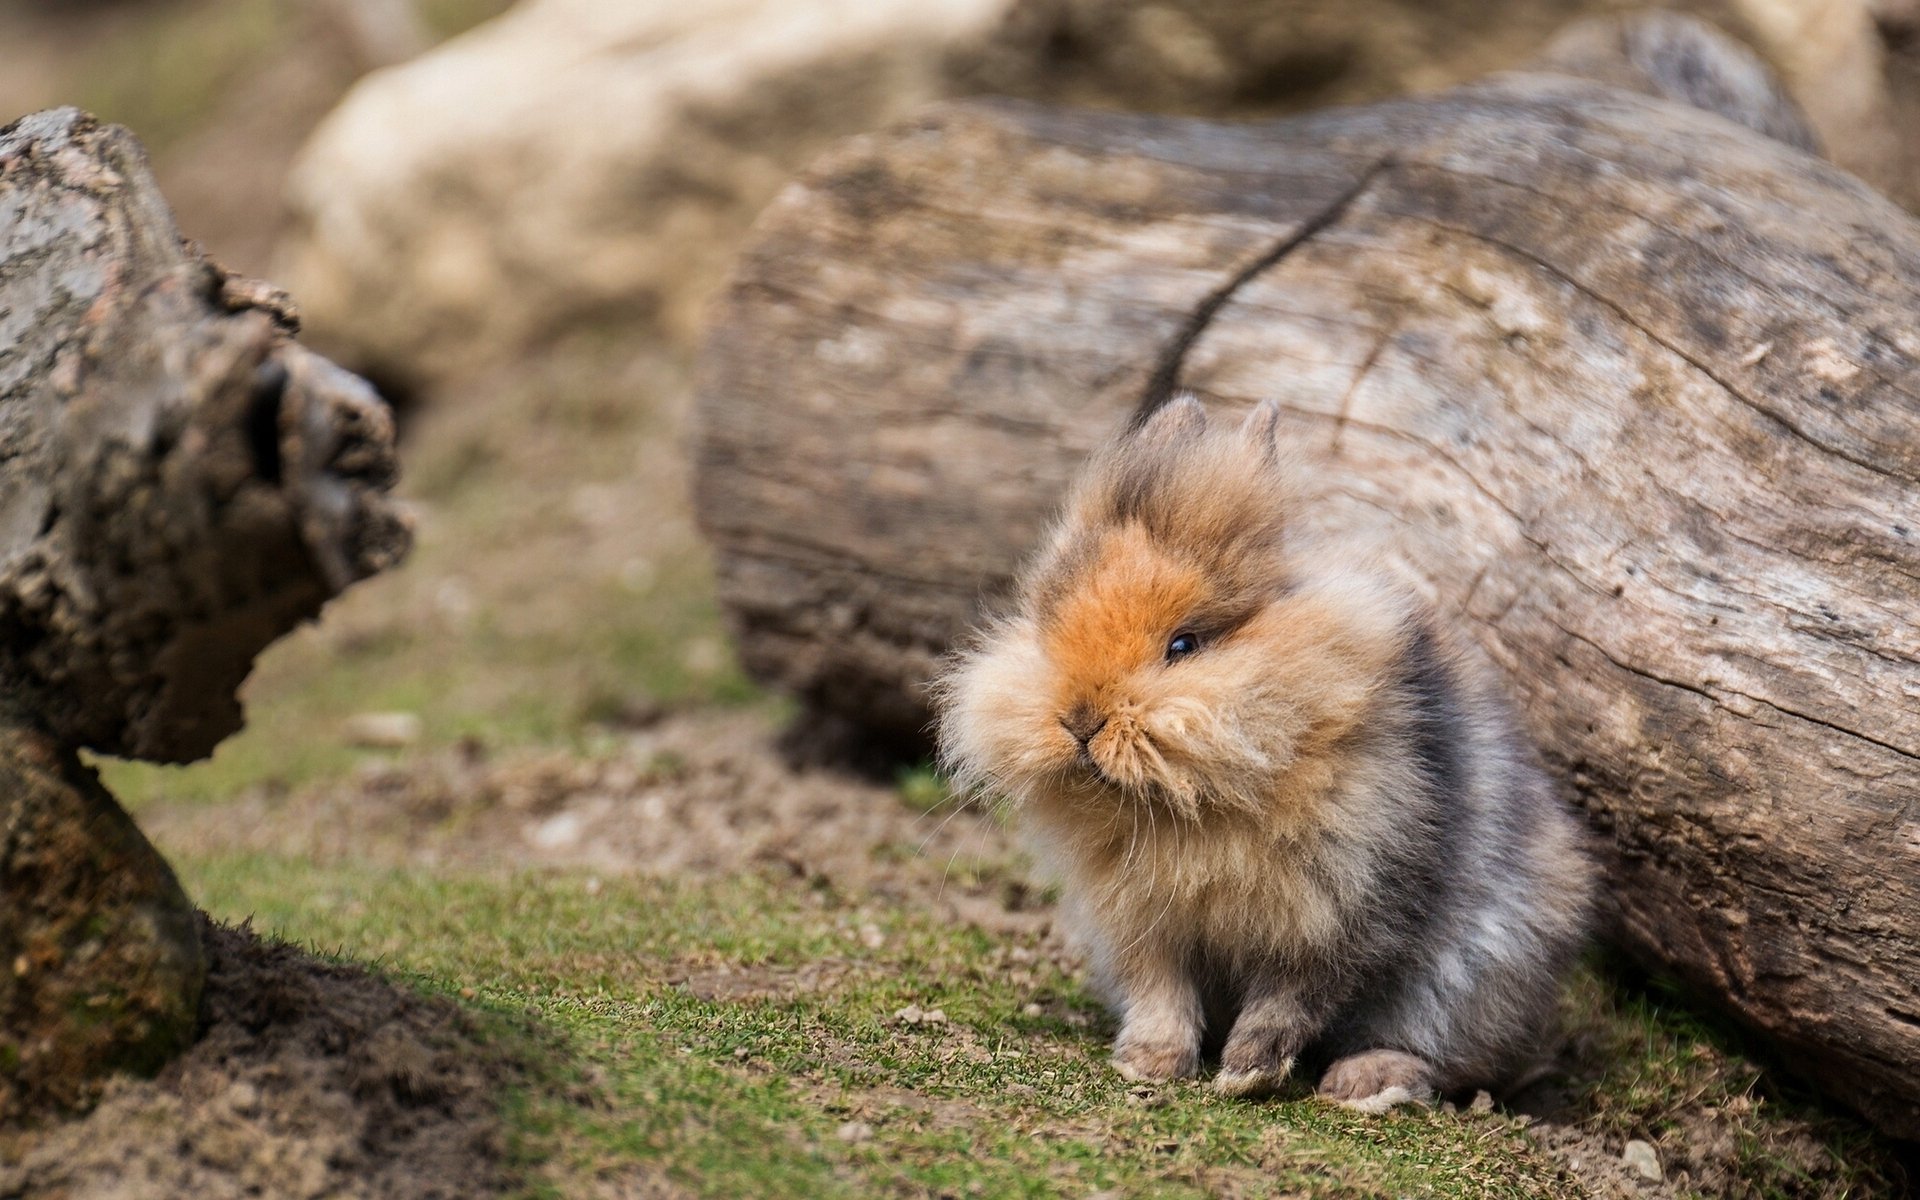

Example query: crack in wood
[1133,156,1395,425]
[1401,153,1920,417]
[1406,212,1918,486]
[1330,319,1397,455]
[1550,613,1920,764]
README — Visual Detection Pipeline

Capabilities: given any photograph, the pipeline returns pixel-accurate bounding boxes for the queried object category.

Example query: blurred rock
[282,0,1920,390]
[1622,1139,1664,1183]
[962,0,1920,209]
[345,711,424,748]
[1730,0,1920,209]
[278,0,1014,387]
[1532,10,1819,152]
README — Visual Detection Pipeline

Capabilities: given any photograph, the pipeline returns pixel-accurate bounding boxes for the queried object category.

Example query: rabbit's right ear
[1238,397,1284,460]
[1131,392,1208,451]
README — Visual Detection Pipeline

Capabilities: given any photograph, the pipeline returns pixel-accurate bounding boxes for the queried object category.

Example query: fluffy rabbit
[936,395,1592,1110]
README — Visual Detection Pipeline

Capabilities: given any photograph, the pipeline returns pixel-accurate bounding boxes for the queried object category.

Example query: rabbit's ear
[1132,392,1208,451]
[1238,397,1284,459]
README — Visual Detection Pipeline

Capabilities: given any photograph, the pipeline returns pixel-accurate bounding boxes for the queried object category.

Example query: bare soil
[0,917,523,1200]
[144,710,1041,935]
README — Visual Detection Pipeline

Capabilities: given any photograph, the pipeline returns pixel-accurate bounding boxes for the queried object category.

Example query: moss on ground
[179,858,1577,1198]
[170,854,1904,1199]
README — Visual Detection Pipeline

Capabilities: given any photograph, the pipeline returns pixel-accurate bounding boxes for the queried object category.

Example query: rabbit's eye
[1165,631,1201,661]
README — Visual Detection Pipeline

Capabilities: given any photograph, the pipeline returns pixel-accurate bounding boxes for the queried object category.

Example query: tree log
[694,71,1920,1134]
[0,712,205,1120]
[0,108,409,1118]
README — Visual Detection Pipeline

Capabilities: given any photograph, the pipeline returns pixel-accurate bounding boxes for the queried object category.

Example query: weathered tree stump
[694,33,1920,1136]
[0,109,409,1119]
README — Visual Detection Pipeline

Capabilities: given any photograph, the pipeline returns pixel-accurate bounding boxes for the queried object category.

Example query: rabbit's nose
[1060,706,1108,747]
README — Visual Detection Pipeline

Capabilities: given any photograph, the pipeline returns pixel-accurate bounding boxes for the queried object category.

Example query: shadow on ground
[0,919,526,1200]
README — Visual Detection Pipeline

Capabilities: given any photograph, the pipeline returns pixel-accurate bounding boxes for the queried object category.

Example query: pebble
[893,1004,948,1026]
[529,810,587,849]
[835,1120,874,1144]
[344,711,422,748]
[223,1081,259,1113]
[1622,1138,1663,1183]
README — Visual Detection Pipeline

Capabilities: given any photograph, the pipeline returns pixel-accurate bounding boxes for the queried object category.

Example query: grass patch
[172,851,1909,1199]
[72,0,291,152]
[417,0,517,40]
[1564,966,1904,1196]
[100,552,759,809]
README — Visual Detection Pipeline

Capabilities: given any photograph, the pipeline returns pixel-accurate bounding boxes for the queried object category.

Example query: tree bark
[0,108,409,1118]
[0,108,409,763]
[0,711,206,1121]
[694,71,1920,1135]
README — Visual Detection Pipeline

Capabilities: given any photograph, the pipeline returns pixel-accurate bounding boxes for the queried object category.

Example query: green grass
[70,0,290,152]
[99,553,761,810]
[62,0,519,154]
[416,0,517,40]
[1564,968,1902,1196]
[179,853,1587,1199]
[101,337,759,811]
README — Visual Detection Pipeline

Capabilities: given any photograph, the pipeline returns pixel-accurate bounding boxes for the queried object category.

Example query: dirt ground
[135,711,1911,1199]
[0,918,524,1200]
[140,712,1033,930]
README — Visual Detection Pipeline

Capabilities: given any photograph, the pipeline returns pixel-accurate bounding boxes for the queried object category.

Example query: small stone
[1469,1089,1495,1114]
[528,810,586,849]
[681,636,727,678]
[223,1080,259,1113]
[1622,1138,1663,1182]
[344,711,422,748]
[893,1004,923,1025]
[458,986,476,1000]
[836,1120,874,1144]
[1022,1002,1044,1018]
[858,923,884,949]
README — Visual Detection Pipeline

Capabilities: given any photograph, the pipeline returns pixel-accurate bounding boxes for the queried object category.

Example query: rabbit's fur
[936,395,1592,1108]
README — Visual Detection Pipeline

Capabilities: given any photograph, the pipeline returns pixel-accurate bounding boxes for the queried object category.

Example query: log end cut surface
[0,108,410,763]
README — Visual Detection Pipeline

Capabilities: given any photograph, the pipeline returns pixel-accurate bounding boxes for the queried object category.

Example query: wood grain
[695,73,1920,1134]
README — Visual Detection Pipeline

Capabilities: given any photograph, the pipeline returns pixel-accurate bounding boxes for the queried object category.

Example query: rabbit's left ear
[1239,398,1284,458]
[1132,392,1208,451]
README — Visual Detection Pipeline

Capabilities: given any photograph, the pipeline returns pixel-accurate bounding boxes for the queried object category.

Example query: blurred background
[5,0,1915,810]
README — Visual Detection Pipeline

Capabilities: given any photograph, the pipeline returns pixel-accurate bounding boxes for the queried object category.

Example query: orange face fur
[937,396,1410,831]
